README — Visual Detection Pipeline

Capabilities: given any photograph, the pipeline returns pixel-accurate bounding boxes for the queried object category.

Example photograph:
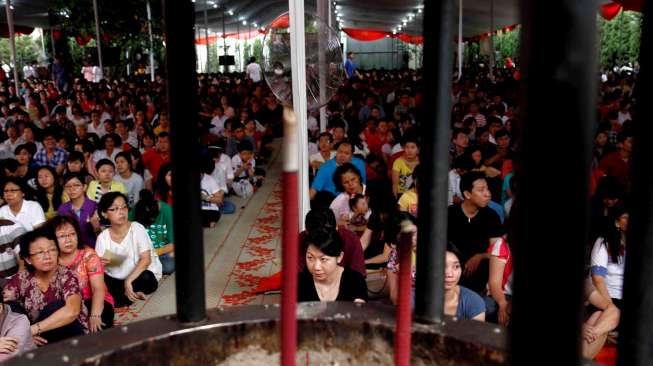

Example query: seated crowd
[0,69,277,359]
[0,62,634,362]
[296,67,632,361]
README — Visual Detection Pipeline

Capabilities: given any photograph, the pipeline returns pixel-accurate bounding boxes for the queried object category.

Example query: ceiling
[1,0,616,38]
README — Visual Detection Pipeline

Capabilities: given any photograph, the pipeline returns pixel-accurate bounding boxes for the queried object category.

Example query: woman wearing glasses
[57,173,101,249]
[0,178,45,232]
[52,215,114,333]
[2,227,88,346]
[95,192,161,307]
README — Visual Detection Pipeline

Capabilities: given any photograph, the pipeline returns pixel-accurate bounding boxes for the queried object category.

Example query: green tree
[0,35,41,70]
[598,10,642,70]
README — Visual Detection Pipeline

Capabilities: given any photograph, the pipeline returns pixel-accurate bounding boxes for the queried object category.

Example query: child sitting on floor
[348,194,371,236]
[231,140,265,198]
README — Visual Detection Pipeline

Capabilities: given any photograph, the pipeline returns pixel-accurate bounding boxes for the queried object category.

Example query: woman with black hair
[131,189,175,274]
[34,166,65,220]
[13,144,37,185]
[0,178,45,232]
[590,202,628,310]
[154,162,173,205]
[95,192,161,307]
[52,215,114,332]
[3,226,88,346]
[298,229,367,303]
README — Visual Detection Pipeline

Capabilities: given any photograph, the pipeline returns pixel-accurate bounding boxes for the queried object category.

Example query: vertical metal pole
[5,0,20,93]
[457,0,463,80]
[50,29,56,60]
[395,225,414,366]
[92,0,104,79]
[489,0,495,72]
[146,0,156,82]
[289,0,310,231]
[414,0,455,324]
[618,1,653,365]
[40,28,47,60]
[511,1,596,364]
[221,6,227,73]
[280,108,300,366]
[237,16,241,71]
[162,0,206,324]
[203,0,210,73]
[317,0,328,132]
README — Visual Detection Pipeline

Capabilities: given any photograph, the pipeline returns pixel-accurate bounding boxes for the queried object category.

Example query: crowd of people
[296,64,635,361]
[0,61,280,359]
[0,54,636,362]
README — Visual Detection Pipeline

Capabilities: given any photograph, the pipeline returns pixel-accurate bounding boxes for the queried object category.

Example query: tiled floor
[116,147,282,324]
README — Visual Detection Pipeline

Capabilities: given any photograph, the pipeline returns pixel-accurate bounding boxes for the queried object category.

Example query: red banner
[343,28,388,42]
[600,3,623,20]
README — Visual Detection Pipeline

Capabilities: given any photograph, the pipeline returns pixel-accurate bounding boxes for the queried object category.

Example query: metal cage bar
[414,0,456,324]
[163,0,207,324]
[510,1,597,364]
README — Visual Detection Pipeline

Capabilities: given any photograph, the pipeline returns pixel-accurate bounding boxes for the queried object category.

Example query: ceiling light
[213,4,218,8]
[336,5,341,10]
[227,10,234,15]
[242,20,248,25]
[402,20,407,25]
[418,9,422,13]
[392,30,396,35]
[252,23,258,27]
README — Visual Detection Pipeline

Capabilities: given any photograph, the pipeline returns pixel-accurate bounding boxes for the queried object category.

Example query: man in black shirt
[448,171,503,294]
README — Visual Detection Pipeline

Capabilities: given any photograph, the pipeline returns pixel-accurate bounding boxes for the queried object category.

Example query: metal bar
[457,0,463,80]
[222,5,227,73]
[162,0,207,324]
[511,1,596,364]
[395,224,414,366]
[489,0,494,72]
[289,0,310,231]
[5,0,20,93]
[317,0,328,132]
[617,1,653,364]
[414,0,455,324]
[237,15,241,71]
[92,0,103,79]
[146,0,155,82]
[280,108,300,366]
[204,0,210,73]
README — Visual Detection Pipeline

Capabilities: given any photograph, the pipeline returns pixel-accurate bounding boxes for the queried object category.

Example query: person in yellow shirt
[153,112,170,136]
[86,159,127,203]
[398,164,420,218]
[392,135,420,197]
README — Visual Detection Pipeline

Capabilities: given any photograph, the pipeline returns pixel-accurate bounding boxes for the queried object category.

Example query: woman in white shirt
[590,202,627,309]
[95,192,161,307]
[0,178,45,231]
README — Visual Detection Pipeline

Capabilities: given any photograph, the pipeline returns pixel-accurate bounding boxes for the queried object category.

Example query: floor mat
[217,181,282,306]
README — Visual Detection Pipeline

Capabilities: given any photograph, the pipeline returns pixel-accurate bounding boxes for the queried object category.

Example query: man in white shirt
[246,57,262,83]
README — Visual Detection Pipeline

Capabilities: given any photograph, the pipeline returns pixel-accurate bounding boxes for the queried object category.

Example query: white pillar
[4,0,19,93]
[317,0,329,132]
[203,0,210,73]
[457,0,463,81]
[289,0,310,230]
[147,0,156,81]
[92,0,104,79]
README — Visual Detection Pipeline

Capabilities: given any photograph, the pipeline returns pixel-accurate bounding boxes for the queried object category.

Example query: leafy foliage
[598,11,642,70]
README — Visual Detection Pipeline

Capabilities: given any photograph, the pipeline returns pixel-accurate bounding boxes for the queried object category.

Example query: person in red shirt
[599,130,633,191]
[364,118,389,158]
[142,132,171,183]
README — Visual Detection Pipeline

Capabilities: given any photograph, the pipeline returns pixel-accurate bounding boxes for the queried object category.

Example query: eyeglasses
[3,188,21,193]
[64,183,84,190]
[107,205,129,212]
[56,232,77,241]
[29,248,58,259]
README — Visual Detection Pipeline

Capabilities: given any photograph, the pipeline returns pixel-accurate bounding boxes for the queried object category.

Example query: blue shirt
[311,157,367,196]
[456,286,486,320]
[344,59,356,78]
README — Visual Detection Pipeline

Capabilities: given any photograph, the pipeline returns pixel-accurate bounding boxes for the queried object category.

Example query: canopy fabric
[195,29,263,45]
[600,0,642,20]
[342,28,424,45]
